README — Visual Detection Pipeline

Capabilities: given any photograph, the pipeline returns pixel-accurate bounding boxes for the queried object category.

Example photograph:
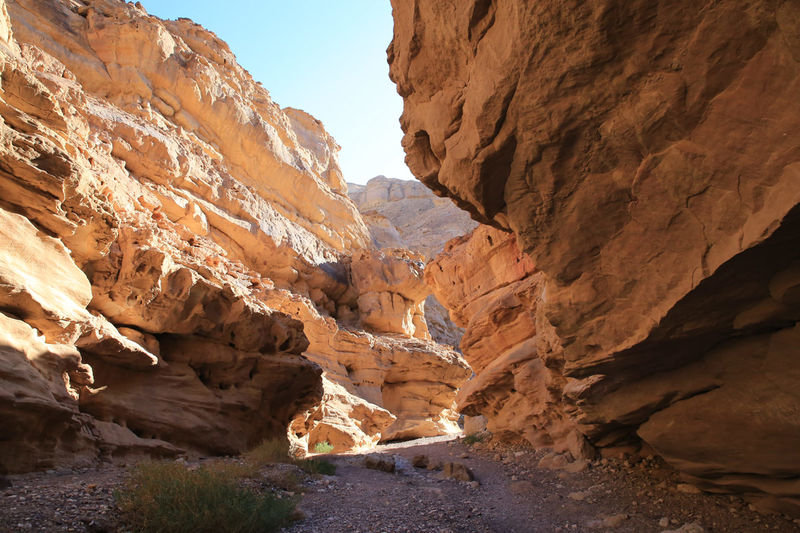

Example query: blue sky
[139,0,412,185]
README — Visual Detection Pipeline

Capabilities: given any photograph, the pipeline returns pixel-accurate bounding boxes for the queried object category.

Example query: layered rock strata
[348,175,477,261]
[393,0,800,513]
[0,0,469,472]
[348,175,477,347]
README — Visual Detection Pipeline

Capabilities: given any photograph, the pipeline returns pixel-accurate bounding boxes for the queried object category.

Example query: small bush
[312,441,334,454]
[294,458,336,476]
[244,438,292,467]
[244,438,336,476]
[115,461,296,533]
[463,433,485,445]
[243,439,336,476]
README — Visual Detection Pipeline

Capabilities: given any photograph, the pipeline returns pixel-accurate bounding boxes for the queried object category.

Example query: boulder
[412,455,430,468]
[442,462,474,482]
[364,454,396,473]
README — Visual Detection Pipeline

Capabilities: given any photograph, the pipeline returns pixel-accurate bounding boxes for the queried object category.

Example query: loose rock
[365,454,396,473]
[442,462,474,482]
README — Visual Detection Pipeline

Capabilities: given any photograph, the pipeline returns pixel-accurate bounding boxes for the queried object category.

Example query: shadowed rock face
[393,0,800,513]
[0,0,469,472]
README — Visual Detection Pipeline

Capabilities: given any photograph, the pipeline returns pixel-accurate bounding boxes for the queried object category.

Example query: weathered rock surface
[428,226,560,446]
[422,295,463,349]
[297,377,396,452]
[348,176,477,261]
[0,0,469,471]
[347,175,476,347]
[271,288,469,442]
[393,0,800,513]
[351,248,429,339]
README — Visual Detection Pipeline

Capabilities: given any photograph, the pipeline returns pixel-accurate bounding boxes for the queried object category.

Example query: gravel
[2,436,799,532]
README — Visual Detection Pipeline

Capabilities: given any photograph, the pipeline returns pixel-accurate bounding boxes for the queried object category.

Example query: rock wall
[348,175,477,260]
[427,227,548,441]
[348,175,477,347]
[392,0,800,514]
[0,0,469,472]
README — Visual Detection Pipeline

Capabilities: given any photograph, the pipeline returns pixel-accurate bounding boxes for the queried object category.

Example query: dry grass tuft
[115,461,296,533]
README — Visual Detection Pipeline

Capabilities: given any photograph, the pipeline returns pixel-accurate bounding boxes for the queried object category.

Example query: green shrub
[312,441,334,454]
[294,458,336,476]
[115,461,296,533]
[463,433,484,445]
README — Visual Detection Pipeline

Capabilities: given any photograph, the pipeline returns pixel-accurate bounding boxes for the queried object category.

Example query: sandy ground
[2,435,799,532]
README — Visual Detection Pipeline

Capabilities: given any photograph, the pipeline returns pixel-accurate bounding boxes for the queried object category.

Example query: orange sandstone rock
[394,0,800,513]
[347,175,477,348]
[0,0,469,471]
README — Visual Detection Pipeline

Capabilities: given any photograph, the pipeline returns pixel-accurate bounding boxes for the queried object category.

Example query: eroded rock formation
[0,0,469,472]
[348,175,477,347]
[392,0,800,514]
[348,175,477,260]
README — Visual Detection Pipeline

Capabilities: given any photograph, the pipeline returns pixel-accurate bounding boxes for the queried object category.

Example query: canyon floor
[2,436,799,533]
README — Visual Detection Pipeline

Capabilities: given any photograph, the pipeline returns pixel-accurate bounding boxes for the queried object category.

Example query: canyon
[0,0,470,473]
[390,0,800,516]
[1,0,799,526]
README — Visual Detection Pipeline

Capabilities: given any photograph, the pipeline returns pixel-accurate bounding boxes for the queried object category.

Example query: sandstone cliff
[392,0,800,514]
[347,175,477,347]
[0,0,469,472]
[348,175,477,260]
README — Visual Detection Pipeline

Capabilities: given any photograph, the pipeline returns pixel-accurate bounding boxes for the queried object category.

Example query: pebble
[602,513,628,527]
[676,484,701,494]
[0,466,123,532]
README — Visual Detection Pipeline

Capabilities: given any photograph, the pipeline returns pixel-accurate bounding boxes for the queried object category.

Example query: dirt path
[286,436,800,533]
[2,436,799,532]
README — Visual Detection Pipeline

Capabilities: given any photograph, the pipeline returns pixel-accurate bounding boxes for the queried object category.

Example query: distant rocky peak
[347,175,478,261]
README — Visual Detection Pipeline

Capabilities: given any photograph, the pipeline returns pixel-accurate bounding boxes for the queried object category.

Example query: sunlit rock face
[0,0,469,472]
[348,175,477,261]
[348,175,477,347]
[391,0,800,513]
